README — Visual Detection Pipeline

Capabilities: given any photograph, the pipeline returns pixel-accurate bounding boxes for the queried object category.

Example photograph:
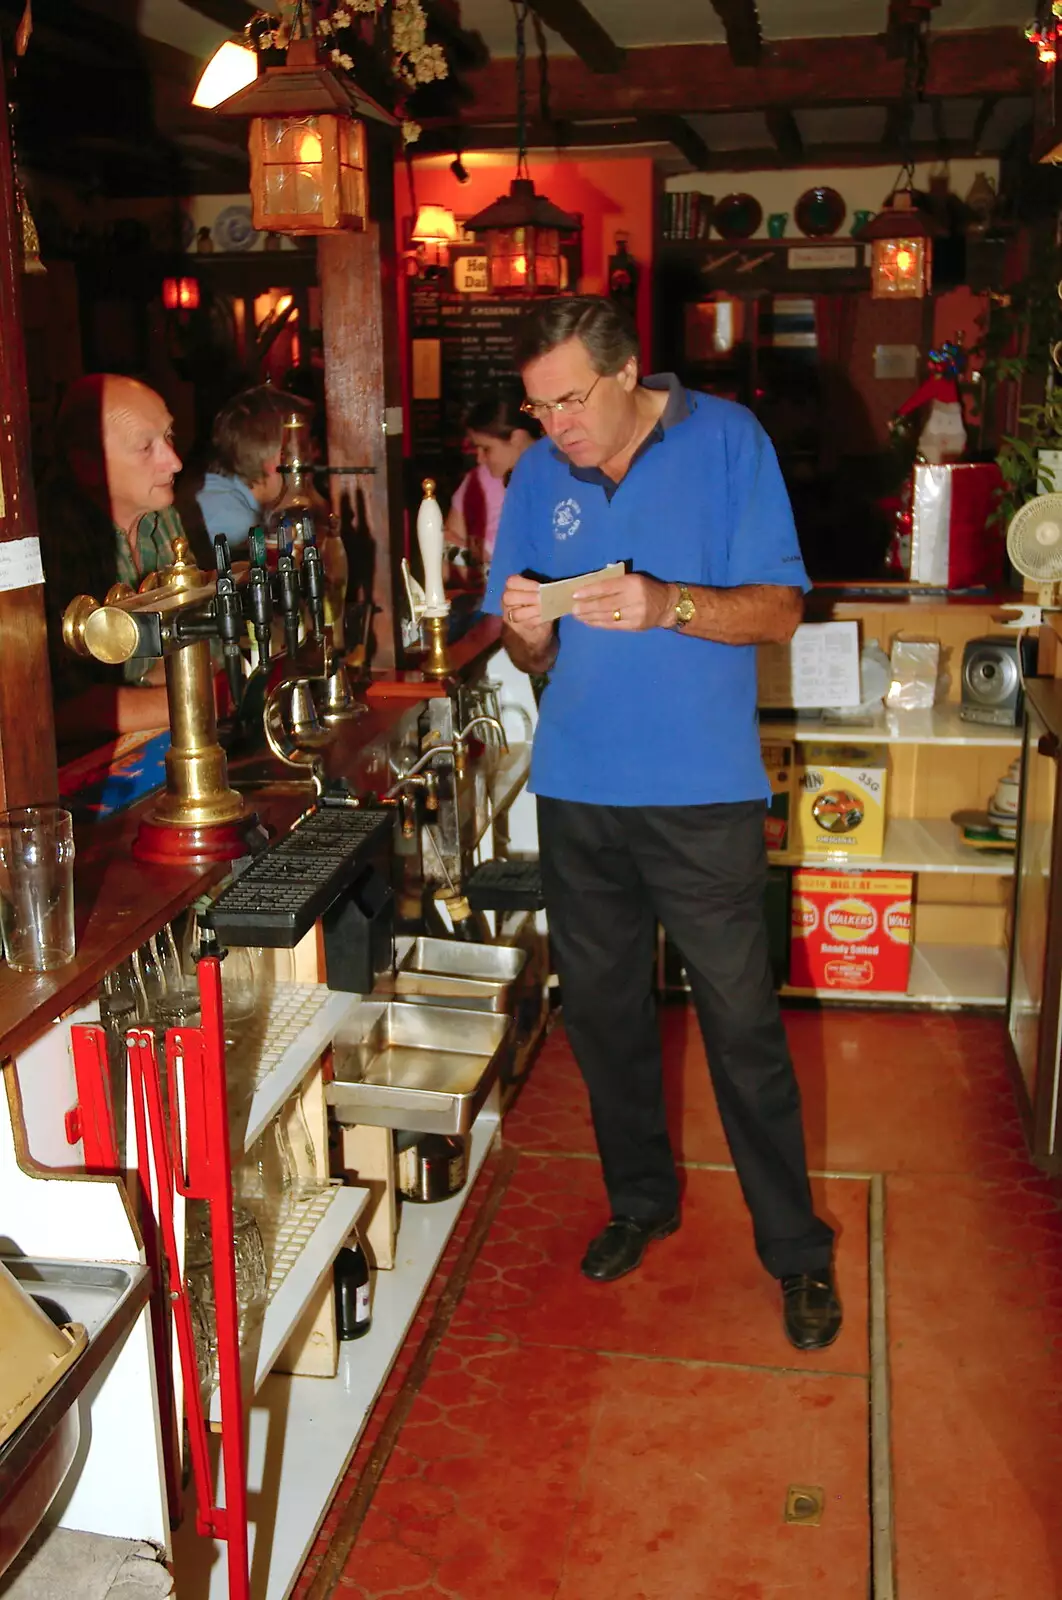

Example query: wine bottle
[334,1232,372,1340]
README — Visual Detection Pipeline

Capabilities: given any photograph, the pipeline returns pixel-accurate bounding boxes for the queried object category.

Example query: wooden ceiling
[0,0,1038,196]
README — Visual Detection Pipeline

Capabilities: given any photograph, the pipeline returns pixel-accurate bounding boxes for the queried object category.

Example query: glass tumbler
[0,805,76,971]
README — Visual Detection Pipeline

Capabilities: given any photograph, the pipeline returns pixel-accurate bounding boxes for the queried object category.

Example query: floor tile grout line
[513,1145,878,1181]
[447,1330,871,1383]
[869,1173,896,1600]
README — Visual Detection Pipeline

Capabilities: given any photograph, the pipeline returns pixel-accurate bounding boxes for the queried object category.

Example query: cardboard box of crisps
[789,870,913,992]
[793,744,887,858]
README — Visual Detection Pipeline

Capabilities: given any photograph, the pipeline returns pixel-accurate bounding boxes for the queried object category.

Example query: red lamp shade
[465,177,580,295]
[162,277,200,311]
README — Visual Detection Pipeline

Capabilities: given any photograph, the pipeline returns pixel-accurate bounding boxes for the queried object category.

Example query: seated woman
[444,395,540,593]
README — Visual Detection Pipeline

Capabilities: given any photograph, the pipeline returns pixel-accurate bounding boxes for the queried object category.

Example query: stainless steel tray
[327,1000,510,1133]
[399,937,527,982]
[0,1258,149,1504]
[386,936,528,1013]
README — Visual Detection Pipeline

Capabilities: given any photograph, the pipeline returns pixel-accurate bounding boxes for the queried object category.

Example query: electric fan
[1006,493,1062,605]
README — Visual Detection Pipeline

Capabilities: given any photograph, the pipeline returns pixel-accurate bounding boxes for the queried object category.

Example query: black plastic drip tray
[466,859,544,912]
[205,807,395,947]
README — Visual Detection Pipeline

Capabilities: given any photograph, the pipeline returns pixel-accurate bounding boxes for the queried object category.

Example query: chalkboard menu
[409,286,526,492]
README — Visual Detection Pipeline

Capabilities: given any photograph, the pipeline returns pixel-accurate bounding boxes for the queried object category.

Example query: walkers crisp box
[792,745,887,859]
[762,742,793,853]
[789,870,913,993]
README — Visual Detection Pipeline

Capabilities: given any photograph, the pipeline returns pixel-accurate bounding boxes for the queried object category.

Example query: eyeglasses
[520,373,602,420]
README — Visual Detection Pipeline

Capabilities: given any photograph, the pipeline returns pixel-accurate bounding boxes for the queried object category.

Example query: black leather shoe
[781,1271,843,1351]
[581,1213,680,1283]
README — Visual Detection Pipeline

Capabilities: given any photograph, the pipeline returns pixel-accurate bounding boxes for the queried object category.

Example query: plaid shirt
[39,476,185,701]
[114,505,181,588]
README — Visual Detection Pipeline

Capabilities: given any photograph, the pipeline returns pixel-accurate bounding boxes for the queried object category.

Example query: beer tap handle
[246,566,273,668]
[210,537,245,707]
[213,535,232,577]
[276,554,301,662]
[301,543,326,658]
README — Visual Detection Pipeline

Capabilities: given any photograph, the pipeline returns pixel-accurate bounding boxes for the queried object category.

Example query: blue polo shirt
[196,471,260,551]
[482,376,809,807]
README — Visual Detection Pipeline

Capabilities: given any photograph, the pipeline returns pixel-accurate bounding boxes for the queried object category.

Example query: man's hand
[571,573,673,631]
[500,573,558,675]
[501,573,554,650]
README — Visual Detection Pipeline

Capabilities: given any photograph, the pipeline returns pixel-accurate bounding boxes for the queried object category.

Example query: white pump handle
[416,478,449,619]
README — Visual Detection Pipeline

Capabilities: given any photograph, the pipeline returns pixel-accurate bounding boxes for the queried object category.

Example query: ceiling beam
[172,0,255,29]
[639,115,712,168]
[971,94,999,150]
[524,0,625,74]
[462,28,1030,119]
[764,108,802,159]
[709,0,763,69]
[881,101,910,147]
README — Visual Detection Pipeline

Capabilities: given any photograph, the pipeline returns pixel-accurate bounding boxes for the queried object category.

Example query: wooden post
[0,46,58,808]
[319,128,405,669]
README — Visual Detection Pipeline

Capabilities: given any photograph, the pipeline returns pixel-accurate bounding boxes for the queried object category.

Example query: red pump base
[132,814,264,866]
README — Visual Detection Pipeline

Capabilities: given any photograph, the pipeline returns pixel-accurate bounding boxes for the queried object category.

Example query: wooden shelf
[226,985,360,1155]
[207,1183,369,1425]
[761,703,1023,748]
[780,940,1008,1007]
[770,817,1015,876]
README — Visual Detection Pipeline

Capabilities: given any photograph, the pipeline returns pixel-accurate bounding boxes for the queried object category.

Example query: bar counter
[0,618,505,1062]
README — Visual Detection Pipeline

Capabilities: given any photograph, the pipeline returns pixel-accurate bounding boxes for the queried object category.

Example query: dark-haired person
[193,385,313,553]
[444,394,539,591]
[39,373,181,742]
[483,295,840,1354]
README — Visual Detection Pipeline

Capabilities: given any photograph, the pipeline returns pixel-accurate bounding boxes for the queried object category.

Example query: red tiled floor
[336,1340,869,1600]
[509,1009,1031,1181]
[887,1170,1062,1600]
[297,1005,1061,1600]
[452,1152,869,1374]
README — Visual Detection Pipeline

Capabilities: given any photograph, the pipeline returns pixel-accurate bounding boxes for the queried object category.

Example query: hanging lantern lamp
[463,0,580,293]
[857,187,939,300]
[209,2,397,235]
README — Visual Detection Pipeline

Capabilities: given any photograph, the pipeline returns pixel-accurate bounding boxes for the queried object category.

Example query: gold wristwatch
[673,583,696,630]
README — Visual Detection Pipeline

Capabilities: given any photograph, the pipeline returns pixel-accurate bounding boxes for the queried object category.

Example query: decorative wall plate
[212,204,259,253]
[713,193,763,240]
[794,187,846,238]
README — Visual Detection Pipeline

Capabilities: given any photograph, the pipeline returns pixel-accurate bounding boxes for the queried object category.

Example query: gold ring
[613,608,622,622]
[507,608,516,622]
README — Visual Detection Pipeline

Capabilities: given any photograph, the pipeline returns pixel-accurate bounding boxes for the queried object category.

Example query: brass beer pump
[62,533,331,864]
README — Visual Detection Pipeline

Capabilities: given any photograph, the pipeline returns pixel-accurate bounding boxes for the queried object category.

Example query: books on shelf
[662,190,708,241]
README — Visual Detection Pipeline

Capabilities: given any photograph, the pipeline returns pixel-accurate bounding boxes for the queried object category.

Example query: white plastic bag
[886,636,940,710]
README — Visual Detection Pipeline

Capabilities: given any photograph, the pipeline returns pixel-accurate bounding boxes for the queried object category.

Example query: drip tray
[327,1000,511,1134]
[384,936,529,1014]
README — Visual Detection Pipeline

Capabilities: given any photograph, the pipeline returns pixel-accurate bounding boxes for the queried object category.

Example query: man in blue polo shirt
[483,295,840,1352]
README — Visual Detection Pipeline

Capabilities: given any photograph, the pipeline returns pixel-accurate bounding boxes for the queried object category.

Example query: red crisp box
[789,870,913,993]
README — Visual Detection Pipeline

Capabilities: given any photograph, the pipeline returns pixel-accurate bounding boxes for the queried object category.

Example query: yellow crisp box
[793,744,887,858]
[762,742,793,853]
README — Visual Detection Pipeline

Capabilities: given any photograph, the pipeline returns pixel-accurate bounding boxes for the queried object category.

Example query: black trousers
[537,796,834,1279]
